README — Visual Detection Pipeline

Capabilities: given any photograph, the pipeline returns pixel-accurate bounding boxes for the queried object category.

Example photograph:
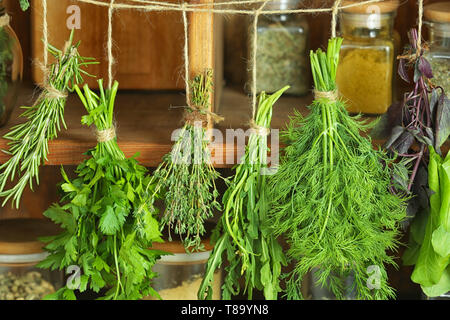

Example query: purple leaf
[398,58,410,83]
[391,131,415,154]
[384,126,405,149]
[418,56,433,79]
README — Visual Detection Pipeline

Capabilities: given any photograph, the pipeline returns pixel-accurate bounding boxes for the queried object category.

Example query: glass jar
[424,2,450,95]
[0,219,63,300]
[249,0,310,96]
[145,240,222,300]
[0,3,23,127]
[336,0,400,114]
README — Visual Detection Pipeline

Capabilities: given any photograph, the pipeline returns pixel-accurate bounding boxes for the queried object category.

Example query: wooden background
[0,0,445,299]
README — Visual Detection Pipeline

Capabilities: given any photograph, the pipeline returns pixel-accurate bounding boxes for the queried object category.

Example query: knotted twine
[96,126,116,143]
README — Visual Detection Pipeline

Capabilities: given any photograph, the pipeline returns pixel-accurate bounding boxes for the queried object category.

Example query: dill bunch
[0,30,96,208]
[267,38,407,300]
[198,87,289,300]
[153,70,222,252]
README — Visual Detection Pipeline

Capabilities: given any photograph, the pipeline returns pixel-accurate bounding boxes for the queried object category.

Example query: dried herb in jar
[252,15,310,96]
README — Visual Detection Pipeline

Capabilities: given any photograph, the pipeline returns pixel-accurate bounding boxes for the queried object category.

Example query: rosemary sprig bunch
[198,87,289,300]
[152,70,222,252]
[267,38,407,300]
[0,31,95,208]
[38,80,164,300]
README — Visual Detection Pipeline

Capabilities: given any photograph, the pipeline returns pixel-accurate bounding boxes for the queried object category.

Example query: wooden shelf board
[0,84,443,168]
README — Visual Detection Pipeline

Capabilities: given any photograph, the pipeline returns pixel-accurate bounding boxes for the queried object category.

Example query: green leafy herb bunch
[198,87,289,300]
[267,38,407,300]
[38,79,164,300]
[0,31,96,208]
[152,69,223,252]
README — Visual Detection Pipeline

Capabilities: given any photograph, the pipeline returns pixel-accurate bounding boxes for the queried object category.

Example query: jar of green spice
[424,2,450,95]
[248,0,310,96]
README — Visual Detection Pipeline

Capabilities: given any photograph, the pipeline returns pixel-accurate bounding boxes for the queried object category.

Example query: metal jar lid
[425,2,450,23]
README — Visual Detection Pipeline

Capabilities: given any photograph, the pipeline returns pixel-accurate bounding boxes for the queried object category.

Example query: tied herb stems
[267,38,407,300]
[0,31,96,208]
[38,80,164,300]
[198,87,289,300]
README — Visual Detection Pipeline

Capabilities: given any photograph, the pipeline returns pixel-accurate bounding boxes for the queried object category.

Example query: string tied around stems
[96,126,117,143]
[249,119,270,136]
[184,104,224,128]
[314,89,339,102]
[0,14,10,28]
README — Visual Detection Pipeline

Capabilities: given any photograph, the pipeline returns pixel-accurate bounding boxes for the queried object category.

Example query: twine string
[251,0,270,120]
[314,89,338,102]
[331,0,342,38]
[416,0,424,54]
[96,127,117,143]
[107,0,116,89]
[43,0,48,80]
[249,119,270,137]
[0,14,10,27]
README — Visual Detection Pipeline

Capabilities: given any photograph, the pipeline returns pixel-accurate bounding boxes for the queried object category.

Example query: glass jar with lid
[249,0,310,96]
[0,1,23,127]
[336,0,400,114]
[424,2,450,95]
[145,239,222,300]
[0,219,63,300]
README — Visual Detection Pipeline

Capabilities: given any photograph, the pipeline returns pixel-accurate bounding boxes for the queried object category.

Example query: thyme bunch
[198,87,289,300]
[0,31,96,208]
[152,70,222,252]
[267,38,407,300]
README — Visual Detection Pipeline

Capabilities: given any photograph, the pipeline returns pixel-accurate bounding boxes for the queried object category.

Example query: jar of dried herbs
[424,2,450,95]
[0,219,63,300]
[249,0,310,96]
[0,1,23,127]
[336,0,400,114]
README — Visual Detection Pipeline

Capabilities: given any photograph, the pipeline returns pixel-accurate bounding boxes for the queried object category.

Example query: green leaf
[62,288,77,300]
[19,0,30,11]
[91,271,106,293]
[422,267,450,297]
[99,206,120,235]
[432,225,450,258]
[44,205,76,234]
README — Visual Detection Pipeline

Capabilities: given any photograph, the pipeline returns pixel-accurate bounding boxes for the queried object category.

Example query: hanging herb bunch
[38,80,164,300]
[385,29,449,200]
[0,31,96,208]
[198,87,289,300]
[267,38,407,300]
[151,70,223,252]
[387,29,450,298]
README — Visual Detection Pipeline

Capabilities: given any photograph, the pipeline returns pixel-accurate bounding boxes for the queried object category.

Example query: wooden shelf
[0,84,442,168]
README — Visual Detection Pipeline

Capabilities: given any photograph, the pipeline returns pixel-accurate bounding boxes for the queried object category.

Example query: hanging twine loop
[331,0,342,38]
[0,14,10,28]
[96,127,117,143]
[416,0,424,56]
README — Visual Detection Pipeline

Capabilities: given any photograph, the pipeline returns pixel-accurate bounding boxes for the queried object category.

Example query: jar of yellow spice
[424,2,450,95]
[336,0,400,114]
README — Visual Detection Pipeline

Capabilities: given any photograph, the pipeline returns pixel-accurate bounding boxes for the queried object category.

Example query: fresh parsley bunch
[38,80,164,300]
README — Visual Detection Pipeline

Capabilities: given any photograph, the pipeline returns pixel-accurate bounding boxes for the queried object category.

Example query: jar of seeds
[248,0,310,96]
[0,219,63,300]
[424,2,450,95]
